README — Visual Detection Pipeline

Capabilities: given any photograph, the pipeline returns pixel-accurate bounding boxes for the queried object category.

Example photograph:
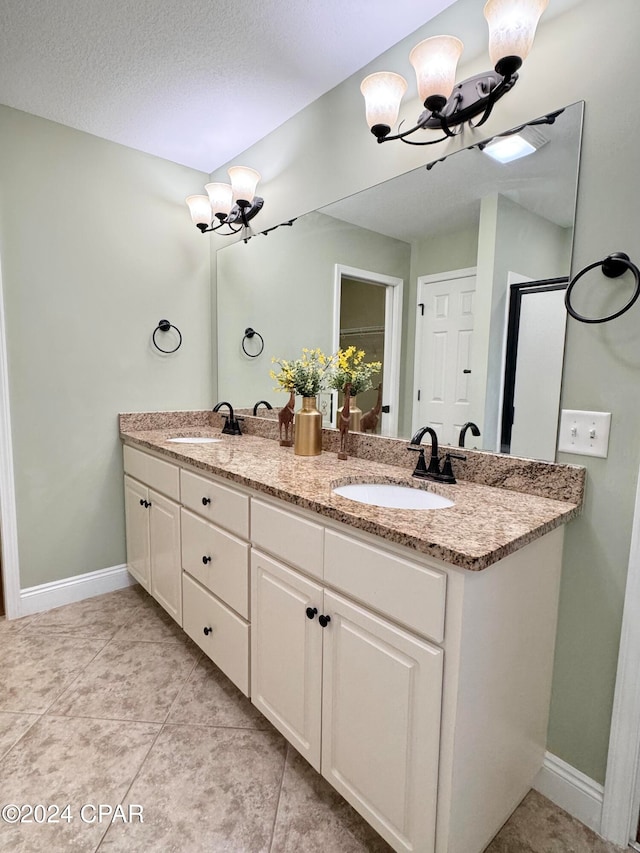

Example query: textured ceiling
[0,0,461,172]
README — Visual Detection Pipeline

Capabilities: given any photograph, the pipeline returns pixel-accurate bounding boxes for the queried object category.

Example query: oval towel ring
[153,319,182,353]
[565,252,640,324]
[242,327,264,357]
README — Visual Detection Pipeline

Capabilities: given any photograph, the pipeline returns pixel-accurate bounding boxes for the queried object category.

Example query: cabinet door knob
[139,499,145,506]
[202,497,211,506]
[306,607,318,620]
[202,555,212,564]
[203,626,212,636]
[146,500,152,508]
[319,614,331,628]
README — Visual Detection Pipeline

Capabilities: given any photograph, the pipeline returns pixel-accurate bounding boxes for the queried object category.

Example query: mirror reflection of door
[339,277,385,433]
[500,277,568,460]
[413,268,477,446]
[332,265,403,437]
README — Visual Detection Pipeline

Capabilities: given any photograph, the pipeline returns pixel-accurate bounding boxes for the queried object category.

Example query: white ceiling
[0,0,461,173]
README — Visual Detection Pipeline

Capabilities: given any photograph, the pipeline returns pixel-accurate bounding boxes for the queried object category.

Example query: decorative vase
[338,394,362,432]
[294,396,322,456]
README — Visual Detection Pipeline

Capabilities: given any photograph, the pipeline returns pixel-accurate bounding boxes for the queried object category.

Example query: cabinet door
[149,490,182,625]
[124,475,150,592]
[251,551,323,770]
[321,590,443,853]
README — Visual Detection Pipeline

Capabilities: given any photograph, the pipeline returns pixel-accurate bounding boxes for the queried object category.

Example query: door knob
[306,607,318,620]
[203,626,212,636]
[202,555,212,564]
[202,497,211,505]
[319,614,331,628]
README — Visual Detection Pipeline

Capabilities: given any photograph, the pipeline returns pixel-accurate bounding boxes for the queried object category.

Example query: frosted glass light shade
[185,195,212,227]
[484,0,549,68]
[228,166,261,204]
[360,72,408,130]
[409,36,464,107]
[204,182,233,218]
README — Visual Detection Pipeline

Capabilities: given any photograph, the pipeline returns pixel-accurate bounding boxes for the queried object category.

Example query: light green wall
[211,0,640,782]
[0,105,212,587]
[216,210,410,407]
[476,193,573,447]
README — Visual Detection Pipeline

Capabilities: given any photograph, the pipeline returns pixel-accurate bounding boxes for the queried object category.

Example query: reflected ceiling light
[481,124,549,163]
[361,0,548,146]
[186,166,264,235]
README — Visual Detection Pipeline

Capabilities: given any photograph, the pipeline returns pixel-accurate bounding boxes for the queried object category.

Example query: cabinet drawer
[251,499,324,580]
[181,509,249,619]
[123,445,179,500]
[182,573,250,696]
[324,530,446,643]
[181,469,249,538]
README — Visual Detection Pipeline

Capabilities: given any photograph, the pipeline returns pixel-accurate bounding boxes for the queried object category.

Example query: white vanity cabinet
[179,468,251,696]
[123,447,182,624]
[251,548,443,853]
[249,495,565,853]
[122,442,567,853]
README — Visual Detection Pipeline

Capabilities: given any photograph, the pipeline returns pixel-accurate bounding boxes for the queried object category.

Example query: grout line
[0,711,44,763]
[160,649,204,725]
[268,742,290,852]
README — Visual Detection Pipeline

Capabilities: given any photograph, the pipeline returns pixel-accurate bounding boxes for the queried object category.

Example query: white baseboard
[534,751,604,834]
[19,564,136,617]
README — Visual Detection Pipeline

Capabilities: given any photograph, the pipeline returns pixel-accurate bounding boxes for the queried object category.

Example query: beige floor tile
[98,724,287,852]
[270,746,393,852]
[485,790,626,853]
[0,614,39,634]
[0,714,159,853]
[48,639,199,723]
[167,655,269,729]
[0,634,107,714]
[25,586,149,640]
[0,711,40,759]
[112,597,193,646]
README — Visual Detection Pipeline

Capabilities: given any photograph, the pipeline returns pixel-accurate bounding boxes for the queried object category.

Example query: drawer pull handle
[202,555,212,564]
[203,626,212,636]
[306,607,318,620]
[202,497,211,506]
[319,614,331,628]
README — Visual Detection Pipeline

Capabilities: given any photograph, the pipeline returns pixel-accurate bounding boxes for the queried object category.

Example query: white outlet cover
[557,410,612,458]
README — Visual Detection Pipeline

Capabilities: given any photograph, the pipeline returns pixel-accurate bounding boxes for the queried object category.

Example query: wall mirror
[216,101,583,461]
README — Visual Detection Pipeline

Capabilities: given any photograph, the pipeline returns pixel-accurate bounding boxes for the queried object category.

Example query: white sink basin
[167,437,222,444]
[333,483,454,510]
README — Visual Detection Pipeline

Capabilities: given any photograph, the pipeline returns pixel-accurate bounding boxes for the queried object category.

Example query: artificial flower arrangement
[328,345,382,396]
[270,348,335,397]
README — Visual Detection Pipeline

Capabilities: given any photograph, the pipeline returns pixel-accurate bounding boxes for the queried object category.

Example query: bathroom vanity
[120,414,583,853]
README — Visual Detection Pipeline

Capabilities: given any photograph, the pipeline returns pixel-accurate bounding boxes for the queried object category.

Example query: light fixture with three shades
[361,0,549,145]
[186,166,263,235]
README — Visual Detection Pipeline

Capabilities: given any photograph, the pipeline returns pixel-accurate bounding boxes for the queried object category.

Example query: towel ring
[242,327,264,357]
[153,319,182,353]
[565,252,640,324]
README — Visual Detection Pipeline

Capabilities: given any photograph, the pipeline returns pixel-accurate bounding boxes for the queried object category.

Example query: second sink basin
[167,437,222,444]
[333,483,454,510]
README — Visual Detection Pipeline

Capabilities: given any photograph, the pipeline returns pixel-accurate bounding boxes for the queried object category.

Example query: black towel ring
[153,319,182,353]
[565,252,640,324]
[242,327,264,357]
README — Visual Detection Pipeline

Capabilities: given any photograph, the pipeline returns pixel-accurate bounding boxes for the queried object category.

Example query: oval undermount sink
[167,437,222,444]
[333,483,454,510]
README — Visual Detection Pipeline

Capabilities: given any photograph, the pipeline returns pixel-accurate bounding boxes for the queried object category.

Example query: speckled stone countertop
[119,417,582,572]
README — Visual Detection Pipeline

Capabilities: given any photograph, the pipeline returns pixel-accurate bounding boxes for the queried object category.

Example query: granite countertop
[120,424,581,571]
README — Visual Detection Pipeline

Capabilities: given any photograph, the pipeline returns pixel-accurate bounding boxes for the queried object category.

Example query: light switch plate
[557,410,612,458]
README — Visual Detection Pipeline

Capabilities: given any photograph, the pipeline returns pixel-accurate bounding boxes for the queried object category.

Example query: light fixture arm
[375,68,519,146]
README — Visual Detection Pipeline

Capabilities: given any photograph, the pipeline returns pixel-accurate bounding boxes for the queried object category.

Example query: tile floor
[0,586,629,852]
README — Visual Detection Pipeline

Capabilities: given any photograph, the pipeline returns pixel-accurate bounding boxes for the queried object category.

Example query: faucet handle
[407,445,428,474]
[440,452,466,484]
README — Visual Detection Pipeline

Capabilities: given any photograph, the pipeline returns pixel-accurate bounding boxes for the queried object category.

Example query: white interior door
[413,269,476,446]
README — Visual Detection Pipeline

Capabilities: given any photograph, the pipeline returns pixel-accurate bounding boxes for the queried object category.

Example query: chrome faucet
[458,421,481,448]
[408,425,466,484]
[252,400,273,416]
[212,401,243,435]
